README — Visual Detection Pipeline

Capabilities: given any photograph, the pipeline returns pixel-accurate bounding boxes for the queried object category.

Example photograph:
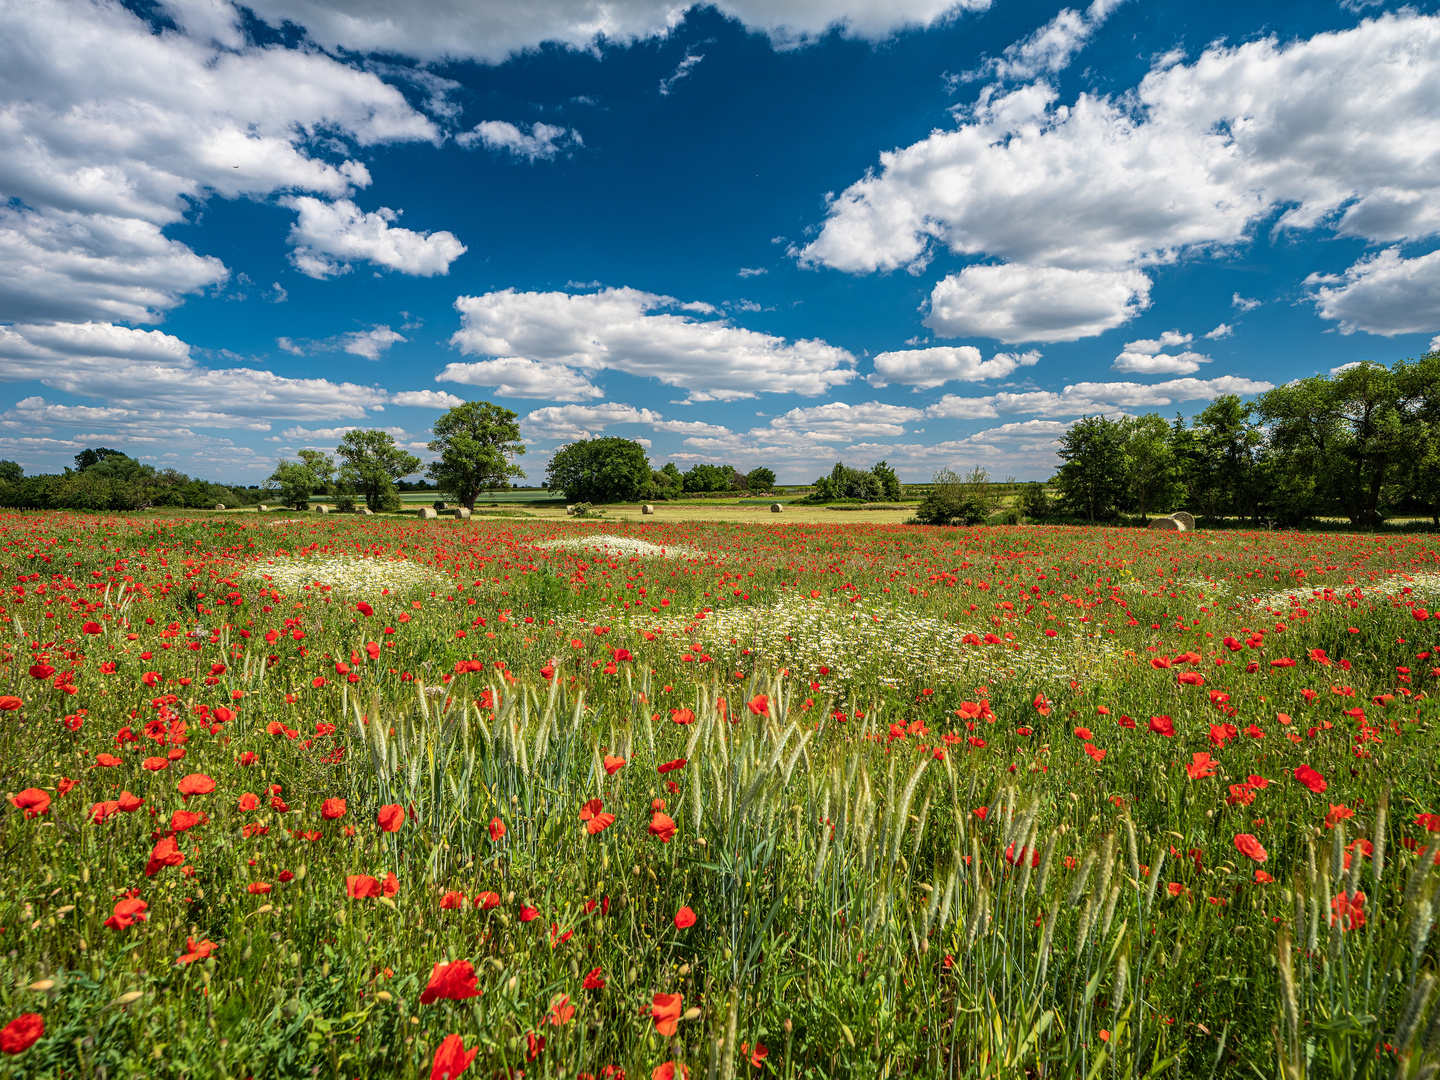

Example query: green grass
[0,514,1437,1079]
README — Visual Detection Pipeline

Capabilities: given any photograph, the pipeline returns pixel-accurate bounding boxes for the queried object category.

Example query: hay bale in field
[257,505,268,512]
[359,507,373,516]
[1170,511,1196,530]
[315,505,329,514]
[419,507,437,519]
[453,507,471,520]
[214,503,225,511]
[566,505,575,516]
[642,504,655,515]
[1148,516,1184,530]
[770,503,783,513]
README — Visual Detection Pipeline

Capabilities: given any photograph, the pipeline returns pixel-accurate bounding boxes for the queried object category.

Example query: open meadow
[0,513,1438,1079]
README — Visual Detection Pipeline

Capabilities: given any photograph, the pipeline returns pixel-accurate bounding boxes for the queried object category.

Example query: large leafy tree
[266,459,322,509]
[1118,413,1182,523]
[1054,416,1126,521]
[426,401,526,510]
[545,437,652,503]
[336,430,422,511]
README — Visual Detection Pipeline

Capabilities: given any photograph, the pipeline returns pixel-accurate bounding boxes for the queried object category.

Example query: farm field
[0,513,1438,1079]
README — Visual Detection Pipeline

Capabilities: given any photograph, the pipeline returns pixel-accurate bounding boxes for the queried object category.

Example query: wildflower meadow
[1,512,1438,1080]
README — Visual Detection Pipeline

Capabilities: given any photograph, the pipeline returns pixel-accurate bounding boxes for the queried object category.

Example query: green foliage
[0,460,22,484]
[645,462,684,501]
[544,437,652,502]
[681,463,737,493]
[426,401,527,510]
[265,459,322,509]
[1054,415,1127,521]
[911,466,996,525]
[336,430,422,512]
[807,461,902,502]
[744,466,777,492]
[1017,481,1052,518]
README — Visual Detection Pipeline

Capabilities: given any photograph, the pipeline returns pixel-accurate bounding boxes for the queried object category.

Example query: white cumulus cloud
[1308,247,1440,337]
[285,198,466,279]
[523,402,663,441]
[389,390,467,410]
[438,357,605,401]
[457,121,582,161]
[867,346,1041,389]
[925,265,1152,343]
[340,326,407,360]
[449,287,857,401]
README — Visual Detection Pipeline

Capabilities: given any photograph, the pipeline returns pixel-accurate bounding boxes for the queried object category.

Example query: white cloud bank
[457,121,582,161]
[238,0,992,65]
[867,346,1040,389]
[445,287,858,402]
[285,198,465,279]
[799,12,1440,343]
[1308,247,1440,337]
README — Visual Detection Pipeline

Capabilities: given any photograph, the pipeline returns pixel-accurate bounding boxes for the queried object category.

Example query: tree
[426,401,526,510]
[73,447,126,471]
[808,462,883,502]
[297,449,336,494]
[744,467,776,492]
[0,461,22,484]
[871,461,902,501]
[266,460,321,509]
[545,438,652,503]
[336,429,422,511]
[912,467,991,526]
[1054,416,1126,521]
[647,463,684,501]
[682,464,734,493]
[1118,413,1182,523]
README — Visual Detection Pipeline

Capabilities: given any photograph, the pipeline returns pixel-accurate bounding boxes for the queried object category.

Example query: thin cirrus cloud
[0,0,448,325]
[444,287,858,402]
[237,0,992,64]
[800,12,1440,344]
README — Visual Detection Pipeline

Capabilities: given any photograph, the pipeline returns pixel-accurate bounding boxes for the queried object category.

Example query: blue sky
[3,0,1440,484]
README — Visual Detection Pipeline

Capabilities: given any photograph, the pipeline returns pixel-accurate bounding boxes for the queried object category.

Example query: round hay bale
[454,507,471,520]
[315,505,329,514]
[359,507,373,516]
[419,507,437,520]
[1148,516,1182,530]
[1170,511,1196,530]
[566,505,575,516]
[213,503,225,511]
[641,504,655,515]
[770,503,783,513]
[257,504,268,512]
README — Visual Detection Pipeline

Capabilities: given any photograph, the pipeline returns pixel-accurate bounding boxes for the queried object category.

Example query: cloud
[522,402,662,441]
[973,0,1129,83]
[737,267,768,277]
[284,198,466,279]
[389,390,467,410]
[660,53,705,95]
[867,345,1040,389]
[1232,293,1262,312]
[763,401,926,441]
[924,375,1273,419]
[280,424,409,443]
[340,326,407,360]
[437,357,605,401]
[449,287,857,401]
[925,265,1152,343]
[457,121,581,161]
[0,322,388,431]
[1432,335,1440,353]
[0,0,441,323]
[1110,330,1210,374]
[800,13,1440,342]
[1308,247,1440,336]
[238,0,991,65]
[1204,323,1233,340]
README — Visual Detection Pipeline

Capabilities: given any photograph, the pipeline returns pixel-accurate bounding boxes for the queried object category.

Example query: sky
[3,0,1440,485]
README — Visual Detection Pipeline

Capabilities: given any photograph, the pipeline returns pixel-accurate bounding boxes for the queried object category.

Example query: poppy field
[1,513,1439,1080]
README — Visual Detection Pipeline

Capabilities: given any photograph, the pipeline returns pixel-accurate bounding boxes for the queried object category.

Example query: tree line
[0,450,253,511]
[1049,352,1440,528]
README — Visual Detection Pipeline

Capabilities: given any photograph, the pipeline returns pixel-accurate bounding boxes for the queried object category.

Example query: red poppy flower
[648,812,677,843]
[657,758,687,774]
[742,1043,769,1068]
[238,792,259,812]
[674,906,696,929]
[1417,812,1440,832]
[652,1065,689,1080]
[670,707,695,725]
[1082,743,1106,763]
[520,905,540,922]
[9,789,50,818]
[177,937,216,965]
[141,757,168,772]
[1185,753,1218,780]
[377,804,405,832]
[1032,693,1052,716]
[546,994,576,1025]
[420,960,482,1004]
[1325,804,1355,828]
[346,875,382,898]
[580,799,616,835]
[322,798,347,820]
[104,898,148,930]
[583,966,606,989]
[1073,727,1093,741]
[1330,890,1366,931]
[651,993,683,1036]
[383,871,399,897]
[1166,882,1185,897]
[0,696,22,711]
[1254,870,1275,883]
[145,835,184,877]
[90,800,120,823]
[29,664,54,680]
[0,1013,43,1055]
[489,817,506,842]
[1233,834,1267,862]
[170,810,207,833]
[248,882,272,895]
[747,694,769,716]
[474,891,500,910]
[117,790,143,812]
[1294,764,1327,794]
[176,773,214,800]
[439,891,465,909]
[1148,715,1175,737]
[356,602,374,616]
[430,1034,479,1080]
[602,755,626,774]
